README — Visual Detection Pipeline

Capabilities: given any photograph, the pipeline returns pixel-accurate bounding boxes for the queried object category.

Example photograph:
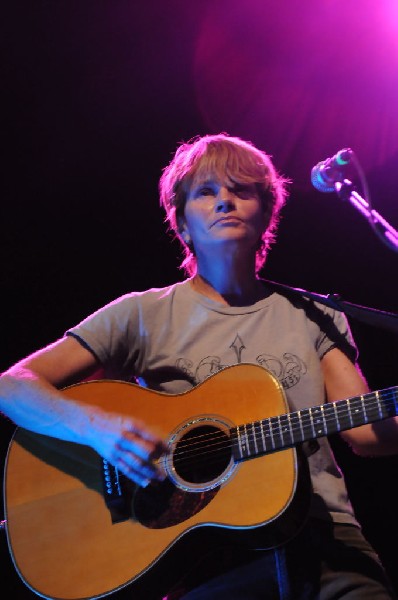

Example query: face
[180,174,268,257]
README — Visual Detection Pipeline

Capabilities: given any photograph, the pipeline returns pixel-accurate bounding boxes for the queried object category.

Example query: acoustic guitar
[3,363,397,599]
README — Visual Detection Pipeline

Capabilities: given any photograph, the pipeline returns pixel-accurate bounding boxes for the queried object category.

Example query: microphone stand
[299,291,398,335]
[334,179,398,252]
[303,167,398,332]
[268,281,398,335]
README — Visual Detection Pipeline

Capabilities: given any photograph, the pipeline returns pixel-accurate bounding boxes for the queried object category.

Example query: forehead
[189,171,233,189]
[183,164,228,197]
[186,163,255,194]
[185,145,267,188]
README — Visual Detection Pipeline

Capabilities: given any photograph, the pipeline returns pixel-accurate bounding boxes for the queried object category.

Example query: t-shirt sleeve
[314,303,358,363]
[66,294,141,380]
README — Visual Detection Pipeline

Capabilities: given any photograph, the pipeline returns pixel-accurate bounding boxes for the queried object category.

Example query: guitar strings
[166,389,398,468]
[171,388,398,455]
[171,390,398,460]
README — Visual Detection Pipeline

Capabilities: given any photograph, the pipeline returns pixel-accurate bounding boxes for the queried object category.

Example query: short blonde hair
[159,133,289,275]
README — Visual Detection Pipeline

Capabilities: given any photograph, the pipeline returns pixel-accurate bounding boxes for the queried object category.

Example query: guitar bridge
[101,457,133,523]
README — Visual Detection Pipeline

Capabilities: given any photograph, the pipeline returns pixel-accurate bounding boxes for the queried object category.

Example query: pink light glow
[382,0,398,33]
[193,0,398,190]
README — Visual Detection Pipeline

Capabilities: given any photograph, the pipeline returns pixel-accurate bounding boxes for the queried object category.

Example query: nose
[215,187,235,213]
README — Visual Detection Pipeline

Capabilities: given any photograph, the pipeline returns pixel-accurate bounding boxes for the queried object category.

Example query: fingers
[111,424,168,487]
[124,423,168,461]
[117,454,163,488]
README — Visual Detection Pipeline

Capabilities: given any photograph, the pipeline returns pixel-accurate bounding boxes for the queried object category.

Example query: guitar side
[4,364,308,600]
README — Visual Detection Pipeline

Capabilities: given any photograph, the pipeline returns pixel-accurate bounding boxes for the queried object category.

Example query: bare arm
[0,336,166,486]
[322,347,398,456]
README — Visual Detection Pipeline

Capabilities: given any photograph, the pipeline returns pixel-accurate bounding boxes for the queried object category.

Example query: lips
[211,216,243,227]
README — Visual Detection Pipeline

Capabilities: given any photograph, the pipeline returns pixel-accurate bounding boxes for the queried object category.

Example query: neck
[190,244,271,305]
[192,261,267,306]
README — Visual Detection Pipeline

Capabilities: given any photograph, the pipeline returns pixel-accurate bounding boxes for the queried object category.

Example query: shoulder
[264,279,357,361]
[98,280,191,310]
[264,279,346,322]
[123,279,192,309]
[67,281,190,335]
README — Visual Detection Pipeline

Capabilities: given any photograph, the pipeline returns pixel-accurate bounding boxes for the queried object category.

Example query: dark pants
[165,519,396,599]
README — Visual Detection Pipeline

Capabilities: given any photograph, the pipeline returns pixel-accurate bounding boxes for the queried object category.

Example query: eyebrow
[192,179,217,187]
[189,179,258,195]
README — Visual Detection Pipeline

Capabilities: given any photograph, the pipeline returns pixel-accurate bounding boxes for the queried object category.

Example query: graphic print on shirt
[176,334,307,389]
[230,334,246,363]
[256,352,307,390]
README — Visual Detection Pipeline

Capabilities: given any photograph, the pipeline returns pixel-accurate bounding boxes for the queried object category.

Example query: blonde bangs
[184,139,272,190]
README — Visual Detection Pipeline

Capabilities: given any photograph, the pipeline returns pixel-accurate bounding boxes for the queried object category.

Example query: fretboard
[232,386,398,461]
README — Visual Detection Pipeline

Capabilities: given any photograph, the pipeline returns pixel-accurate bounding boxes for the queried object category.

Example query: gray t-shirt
[67,279,359,525]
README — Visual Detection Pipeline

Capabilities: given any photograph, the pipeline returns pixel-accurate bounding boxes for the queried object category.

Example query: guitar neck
[233,386,398,461]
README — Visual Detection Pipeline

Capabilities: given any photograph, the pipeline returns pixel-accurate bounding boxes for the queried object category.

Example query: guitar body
[4,364,310,600]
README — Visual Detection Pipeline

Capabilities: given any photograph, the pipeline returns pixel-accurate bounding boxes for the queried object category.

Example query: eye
[197,186,215,197]
[233,184,257,199]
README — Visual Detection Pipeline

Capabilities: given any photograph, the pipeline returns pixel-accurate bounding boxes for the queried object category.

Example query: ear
[177,216,191,244]
[181,230,192,245]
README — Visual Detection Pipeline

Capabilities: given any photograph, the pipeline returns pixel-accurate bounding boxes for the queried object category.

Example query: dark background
[1,1,397,597]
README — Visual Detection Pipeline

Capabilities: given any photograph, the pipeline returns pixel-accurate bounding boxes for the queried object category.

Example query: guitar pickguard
[133,478,219,529]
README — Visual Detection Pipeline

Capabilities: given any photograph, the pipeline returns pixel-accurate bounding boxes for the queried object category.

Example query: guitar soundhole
[133,424,232,529]
[173,424,232,484]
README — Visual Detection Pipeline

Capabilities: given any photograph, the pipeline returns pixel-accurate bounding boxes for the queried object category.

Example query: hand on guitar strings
[87,411,168,488]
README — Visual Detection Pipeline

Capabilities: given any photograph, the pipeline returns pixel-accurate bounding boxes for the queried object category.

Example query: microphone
[311,148,353,192]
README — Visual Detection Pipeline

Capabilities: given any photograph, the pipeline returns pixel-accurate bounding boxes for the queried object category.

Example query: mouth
[211,216,243,227]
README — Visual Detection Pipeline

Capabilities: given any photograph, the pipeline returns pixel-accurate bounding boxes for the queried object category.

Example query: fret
[308,407,317,437]
[258,419,267,452]
[258,418,275,451]
[309,406,326,436]
[321,403,337,436]
[347,399,354,428]
[251,422,259,455]
[364,391,383,422]
[389,389,398,416]
[293,410,305,442]
[320,404,327,434]
[267,417,275,450]
[376,390,384,419]
[315,405,328,436]
[231,427,239,461]
[278,413,293,447]
[298,408,313,441]
[377,389,397,419]
[287,411,299,444]
[235,425,242,459]
[278,415,284,446]
[270,416,282,449]
[286,412,295,445]
[235,425,249,459]
[348,396,366,428]
[232,387,398,463]
[243,424,250,454]
[334,399,352,431]
[360,395,369,424]
[360,389,397,423]
[332,401,340,432]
